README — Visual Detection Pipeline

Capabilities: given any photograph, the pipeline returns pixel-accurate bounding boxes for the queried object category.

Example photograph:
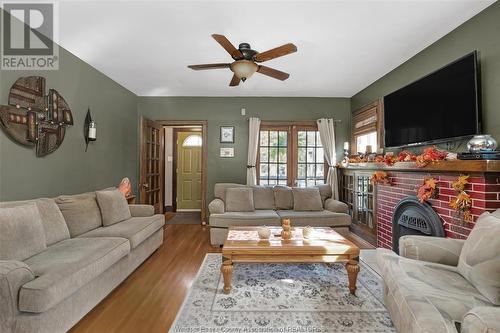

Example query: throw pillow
[273,186,294,210]
[252,186,275,210]
[292,188,323,211]
[96,189,132,226]
[0,203,46,261]
[458,211,500,305]
[225,188,255,212]
[56,192,103,237]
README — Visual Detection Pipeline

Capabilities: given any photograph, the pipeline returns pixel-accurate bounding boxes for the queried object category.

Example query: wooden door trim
[157,120,208,224]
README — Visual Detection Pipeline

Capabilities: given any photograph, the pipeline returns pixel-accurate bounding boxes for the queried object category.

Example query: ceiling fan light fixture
[230,60,258,81]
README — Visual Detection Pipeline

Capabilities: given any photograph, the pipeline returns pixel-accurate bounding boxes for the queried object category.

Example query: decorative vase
[258,226,271,239]
[303,226,314,239]
[467,135,497,153]
[281,218,292,240]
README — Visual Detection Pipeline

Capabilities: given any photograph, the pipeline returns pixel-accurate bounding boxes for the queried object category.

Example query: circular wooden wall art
[0,76,73,157]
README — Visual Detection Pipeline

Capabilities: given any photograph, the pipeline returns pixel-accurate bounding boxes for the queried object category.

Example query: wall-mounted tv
[383,51,482,148]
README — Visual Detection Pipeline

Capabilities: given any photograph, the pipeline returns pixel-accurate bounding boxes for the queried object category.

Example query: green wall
[0,47,138,201]
[352,1,500,143]
[138,97,351,201]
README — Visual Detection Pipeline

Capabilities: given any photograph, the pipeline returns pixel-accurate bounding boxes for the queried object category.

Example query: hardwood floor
[70,223,374,333]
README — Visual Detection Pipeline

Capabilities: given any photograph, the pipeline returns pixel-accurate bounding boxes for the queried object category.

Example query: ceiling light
[230,60,258,82]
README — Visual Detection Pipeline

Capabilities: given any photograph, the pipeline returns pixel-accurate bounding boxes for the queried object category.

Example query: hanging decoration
[417,177,438,203]
[370,171,392,185]
[0,76,73,156]
[449,175,473,221]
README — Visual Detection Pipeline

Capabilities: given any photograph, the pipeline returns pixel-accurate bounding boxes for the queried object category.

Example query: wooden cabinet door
[139,117,164,214]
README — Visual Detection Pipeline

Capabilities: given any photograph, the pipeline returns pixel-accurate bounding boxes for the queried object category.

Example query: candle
[343,142,349,150]
[366,145,372,154]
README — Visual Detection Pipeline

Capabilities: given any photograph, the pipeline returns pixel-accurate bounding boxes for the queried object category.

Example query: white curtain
[246,117,261,185]
[317,118,339,200]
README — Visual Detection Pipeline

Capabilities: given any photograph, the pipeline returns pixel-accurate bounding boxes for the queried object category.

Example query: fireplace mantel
[339,159,500,173]
[338,160,500,249]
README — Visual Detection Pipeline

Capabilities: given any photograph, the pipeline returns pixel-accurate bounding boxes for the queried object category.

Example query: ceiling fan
[188,34,297,86]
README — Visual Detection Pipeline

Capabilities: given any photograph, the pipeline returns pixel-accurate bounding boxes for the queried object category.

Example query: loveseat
[377,210,500,333]
[208,183,351,246]
[0,189,165,333]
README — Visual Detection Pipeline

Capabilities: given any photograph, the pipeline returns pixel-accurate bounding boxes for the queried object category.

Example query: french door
[139,117,164,214]
[257,122,326,187]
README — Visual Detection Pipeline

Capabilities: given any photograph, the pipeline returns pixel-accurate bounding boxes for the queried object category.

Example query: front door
[176,131,202,210]
[139,117,164,214]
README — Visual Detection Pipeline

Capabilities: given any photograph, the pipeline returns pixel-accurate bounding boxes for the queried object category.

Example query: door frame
[157,120,208,224]
[172,127,203,212]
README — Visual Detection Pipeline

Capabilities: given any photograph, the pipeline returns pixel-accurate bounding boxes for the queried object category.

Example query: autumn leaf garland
[417,177,438,203]
[449,175,473,221]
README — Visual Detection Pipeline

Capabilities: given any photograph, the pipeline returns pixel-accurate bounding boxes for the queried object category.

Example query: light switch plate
[241,108,246,116]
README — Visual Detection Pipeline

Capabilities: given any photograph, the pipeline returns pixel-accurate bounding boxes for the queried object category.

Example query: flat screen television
[383,51,482,148]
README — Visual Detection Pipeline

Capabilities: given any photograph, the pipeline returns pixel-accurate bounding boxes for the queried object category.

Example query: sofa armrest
[0,261,35,332]
[461,306,500,333]
[208,199,225,214]
[129,204,154,217]
[324,198,348,214]
[399,235,466,266]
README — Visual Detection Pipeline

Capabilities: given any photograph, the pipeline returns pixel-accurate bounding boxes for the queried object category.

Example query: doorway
[160,121,208,224]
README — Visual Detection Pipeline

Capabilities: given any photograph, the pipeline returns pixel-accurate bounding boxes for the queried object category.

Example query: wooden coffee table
[221,227,360,295]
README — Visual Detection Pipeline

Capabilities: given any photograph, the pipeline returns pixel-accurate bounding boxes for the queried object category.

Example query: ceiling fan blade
[229,74,240,86]
[257,66,290,81]
[254,43,297,62]
[188,63,231,70]
[212,34,243,59]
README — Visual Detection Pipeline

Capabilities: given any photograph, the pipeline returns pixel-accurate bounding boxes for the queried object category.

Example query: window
[257,123,326,187]
[297,130,324,187]
[259,129,288,186]
[182,134,202,147]
[352,100,382,154]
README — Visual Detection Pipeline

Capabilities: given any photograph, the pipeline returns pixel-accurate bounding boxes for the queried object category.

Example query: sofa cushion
[292,188,323,211]
[78,215,165,249]
[273,186,294,210]
[0,198,70,246]
[209,210,281,228]
[276,210,351,227]
[96,189,132,226]
[252,186,275,210]
[458,211,500,305]
[377,248,491,332]
[214,183,248,201]
[316,184,332,204]
[0,204,46,261]
[56,193,102,237]
[225,188,254,212]
[20,237,130,313]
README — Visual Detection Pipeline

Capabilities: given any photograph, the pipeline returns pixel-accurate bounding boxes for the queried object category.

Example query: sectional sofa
[377,210,500,333]
[0,189,165,333]
[208,183,352,245]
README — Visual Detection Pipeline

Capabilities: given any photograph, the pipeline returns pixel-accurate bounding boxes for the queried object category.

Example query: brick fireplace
[376,171,500,249]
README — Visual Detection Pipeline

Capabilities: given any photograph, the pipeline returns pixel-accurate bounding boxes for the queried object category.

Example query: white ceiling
[57,0,496,97]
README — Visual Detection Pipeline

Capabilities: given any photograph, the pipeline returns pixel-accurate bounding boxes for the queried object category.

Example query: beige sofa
[208,183,351,246]
[377,210,500,333]
[0,190,165,333]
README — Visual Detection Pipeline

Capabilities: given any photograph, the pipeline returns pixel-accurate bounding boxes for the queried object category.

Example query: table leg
[345,259,360,295]
[221,260,233,294]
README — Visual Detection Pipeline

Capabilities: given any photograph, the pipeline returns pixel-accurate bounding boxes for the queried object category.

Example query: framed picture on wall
[220,147,234,157]
[220,126,234,143]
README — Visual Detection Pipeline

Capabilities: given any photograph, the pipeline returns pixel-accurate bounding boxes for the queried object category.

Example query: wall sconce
[84,108,96,152]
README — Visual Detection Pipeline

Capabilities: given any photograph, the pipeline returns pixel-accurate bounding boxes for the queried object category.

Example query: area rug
[166,212,201,225]
[170,254,395,333]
